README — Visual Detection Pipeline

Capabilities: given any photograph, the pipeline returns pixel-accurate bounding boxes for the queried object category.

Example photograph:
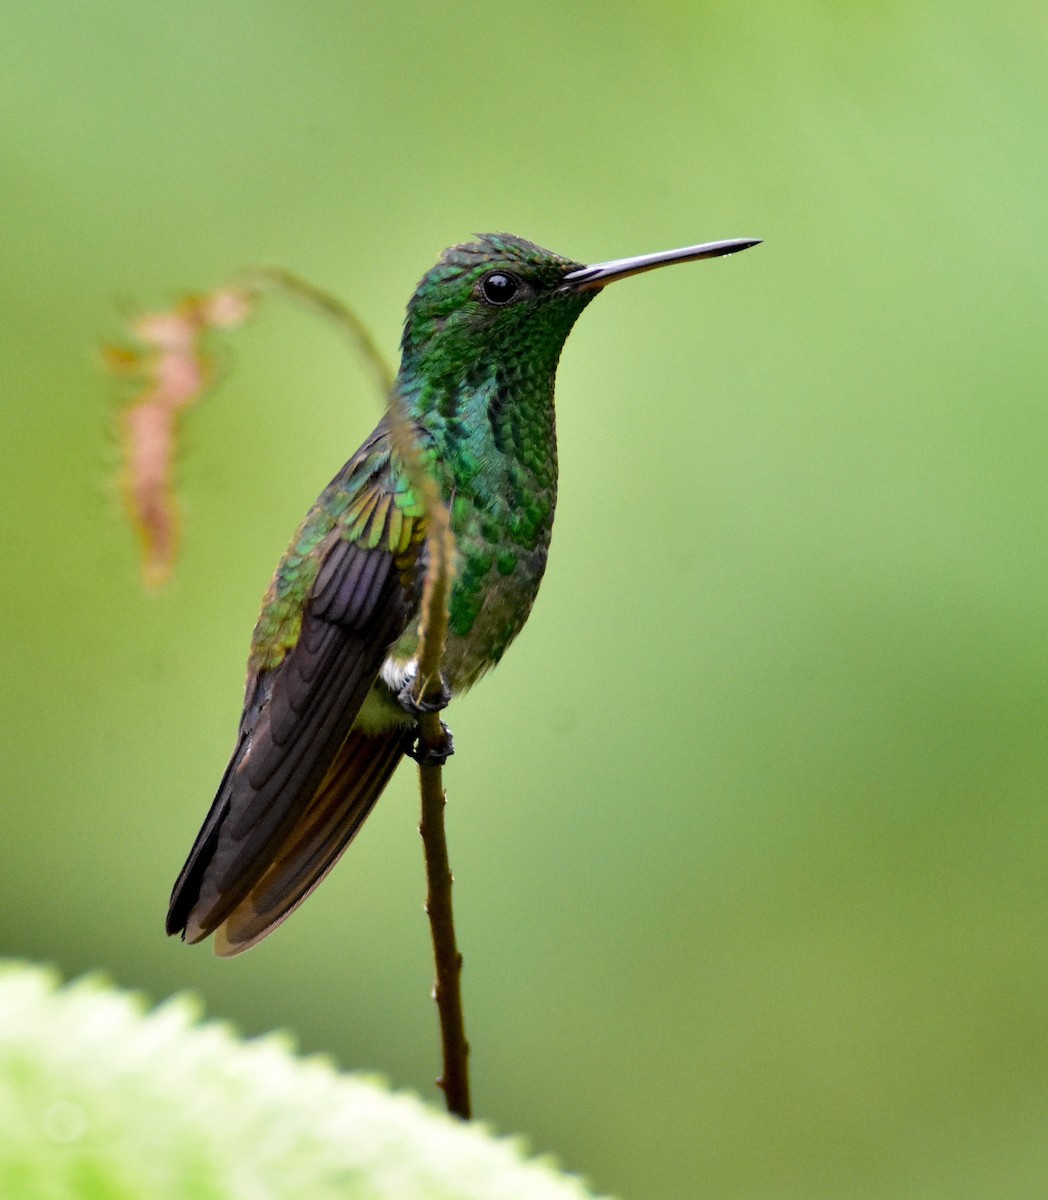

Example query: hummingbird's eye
[479,272,520,306]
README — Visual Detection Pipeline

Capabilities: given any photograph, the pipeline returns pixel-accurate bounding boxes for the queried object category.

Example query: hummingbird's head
[400,233,594,386]
[399,231,762,389]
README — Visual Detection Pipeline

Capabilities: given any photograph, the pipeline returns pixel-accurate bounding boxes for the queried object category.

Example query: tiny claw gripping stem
[397,669,452,719]
[404,722,455,766]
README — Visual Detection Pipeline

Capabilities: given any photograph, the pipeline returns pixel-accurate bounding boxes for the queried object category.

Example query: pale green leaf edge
[0,961,610,1200]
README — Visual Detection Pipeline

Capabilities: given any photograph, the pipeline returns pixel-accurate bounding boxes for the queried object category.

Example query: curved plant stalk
[387,395,471,1119]
[108,271,471,1117]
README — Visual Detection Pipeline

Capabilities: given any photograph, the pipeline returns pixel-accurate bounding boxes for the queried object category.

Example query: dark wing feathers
[176,595,408,944]
[213,726,405,956]
[167,429,425,950]
[164,737,249,937]
[311,535,394,626]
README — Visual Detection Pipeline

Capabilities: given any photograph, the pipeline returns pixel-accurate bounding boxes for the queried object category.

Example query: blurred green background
[3,2,1047,1198]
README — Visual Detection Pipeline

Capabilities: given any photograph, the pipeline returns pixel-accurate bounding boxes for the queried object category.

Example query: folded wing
[166,424,426,949]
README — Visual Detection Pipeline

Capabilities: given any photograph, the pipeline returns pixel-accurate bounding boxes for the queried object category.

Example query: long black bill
[562,238,761,291]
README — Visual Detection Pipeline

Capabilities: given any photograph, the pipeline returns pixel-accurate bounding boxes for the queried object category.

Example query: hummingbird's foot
[403,721,455,766]
[396,667,452,719]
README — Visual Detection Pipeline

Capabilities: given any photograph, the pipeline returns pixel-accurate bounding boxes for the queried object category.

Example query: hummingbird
[167,231,760,955]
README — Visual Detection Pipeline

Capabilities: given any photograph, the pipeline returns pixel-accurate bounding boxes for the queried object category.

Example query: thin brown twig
[416,724,471,1118]
[387,398,471,1120]
[256,268,472,1115]
[236,267,395,397]
[110,272,471,1115]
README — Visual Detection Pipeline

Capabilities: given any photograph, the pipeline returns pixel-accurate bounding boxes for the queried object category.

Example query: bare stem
[416,734,470,1118]
[235,268,472,1114]
[250,276,470,1111]
[387,395,471,1119]
[111,270,471,1114]
[235,272,471,1111]
[237,266,395,397]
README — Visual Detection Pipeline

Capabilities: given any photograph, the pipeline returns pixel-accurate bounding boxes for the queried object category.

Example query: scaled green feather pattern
[250,434,427,676]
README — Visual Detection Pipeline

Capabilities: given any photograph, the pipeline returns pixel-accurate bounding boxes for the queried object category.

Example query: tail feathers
[210,726,405,956]
[165,739,246,940]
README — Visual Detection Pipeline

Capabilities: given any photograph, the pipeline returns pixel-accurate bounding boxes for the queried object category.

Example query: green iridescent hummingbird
[167,231,760,955]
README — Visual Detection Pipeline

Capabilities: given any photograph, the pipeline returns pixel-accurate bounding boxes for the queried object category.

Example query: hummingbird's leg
[396,664,452,718]
[396,662,455,764]
[403,722,455,766]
